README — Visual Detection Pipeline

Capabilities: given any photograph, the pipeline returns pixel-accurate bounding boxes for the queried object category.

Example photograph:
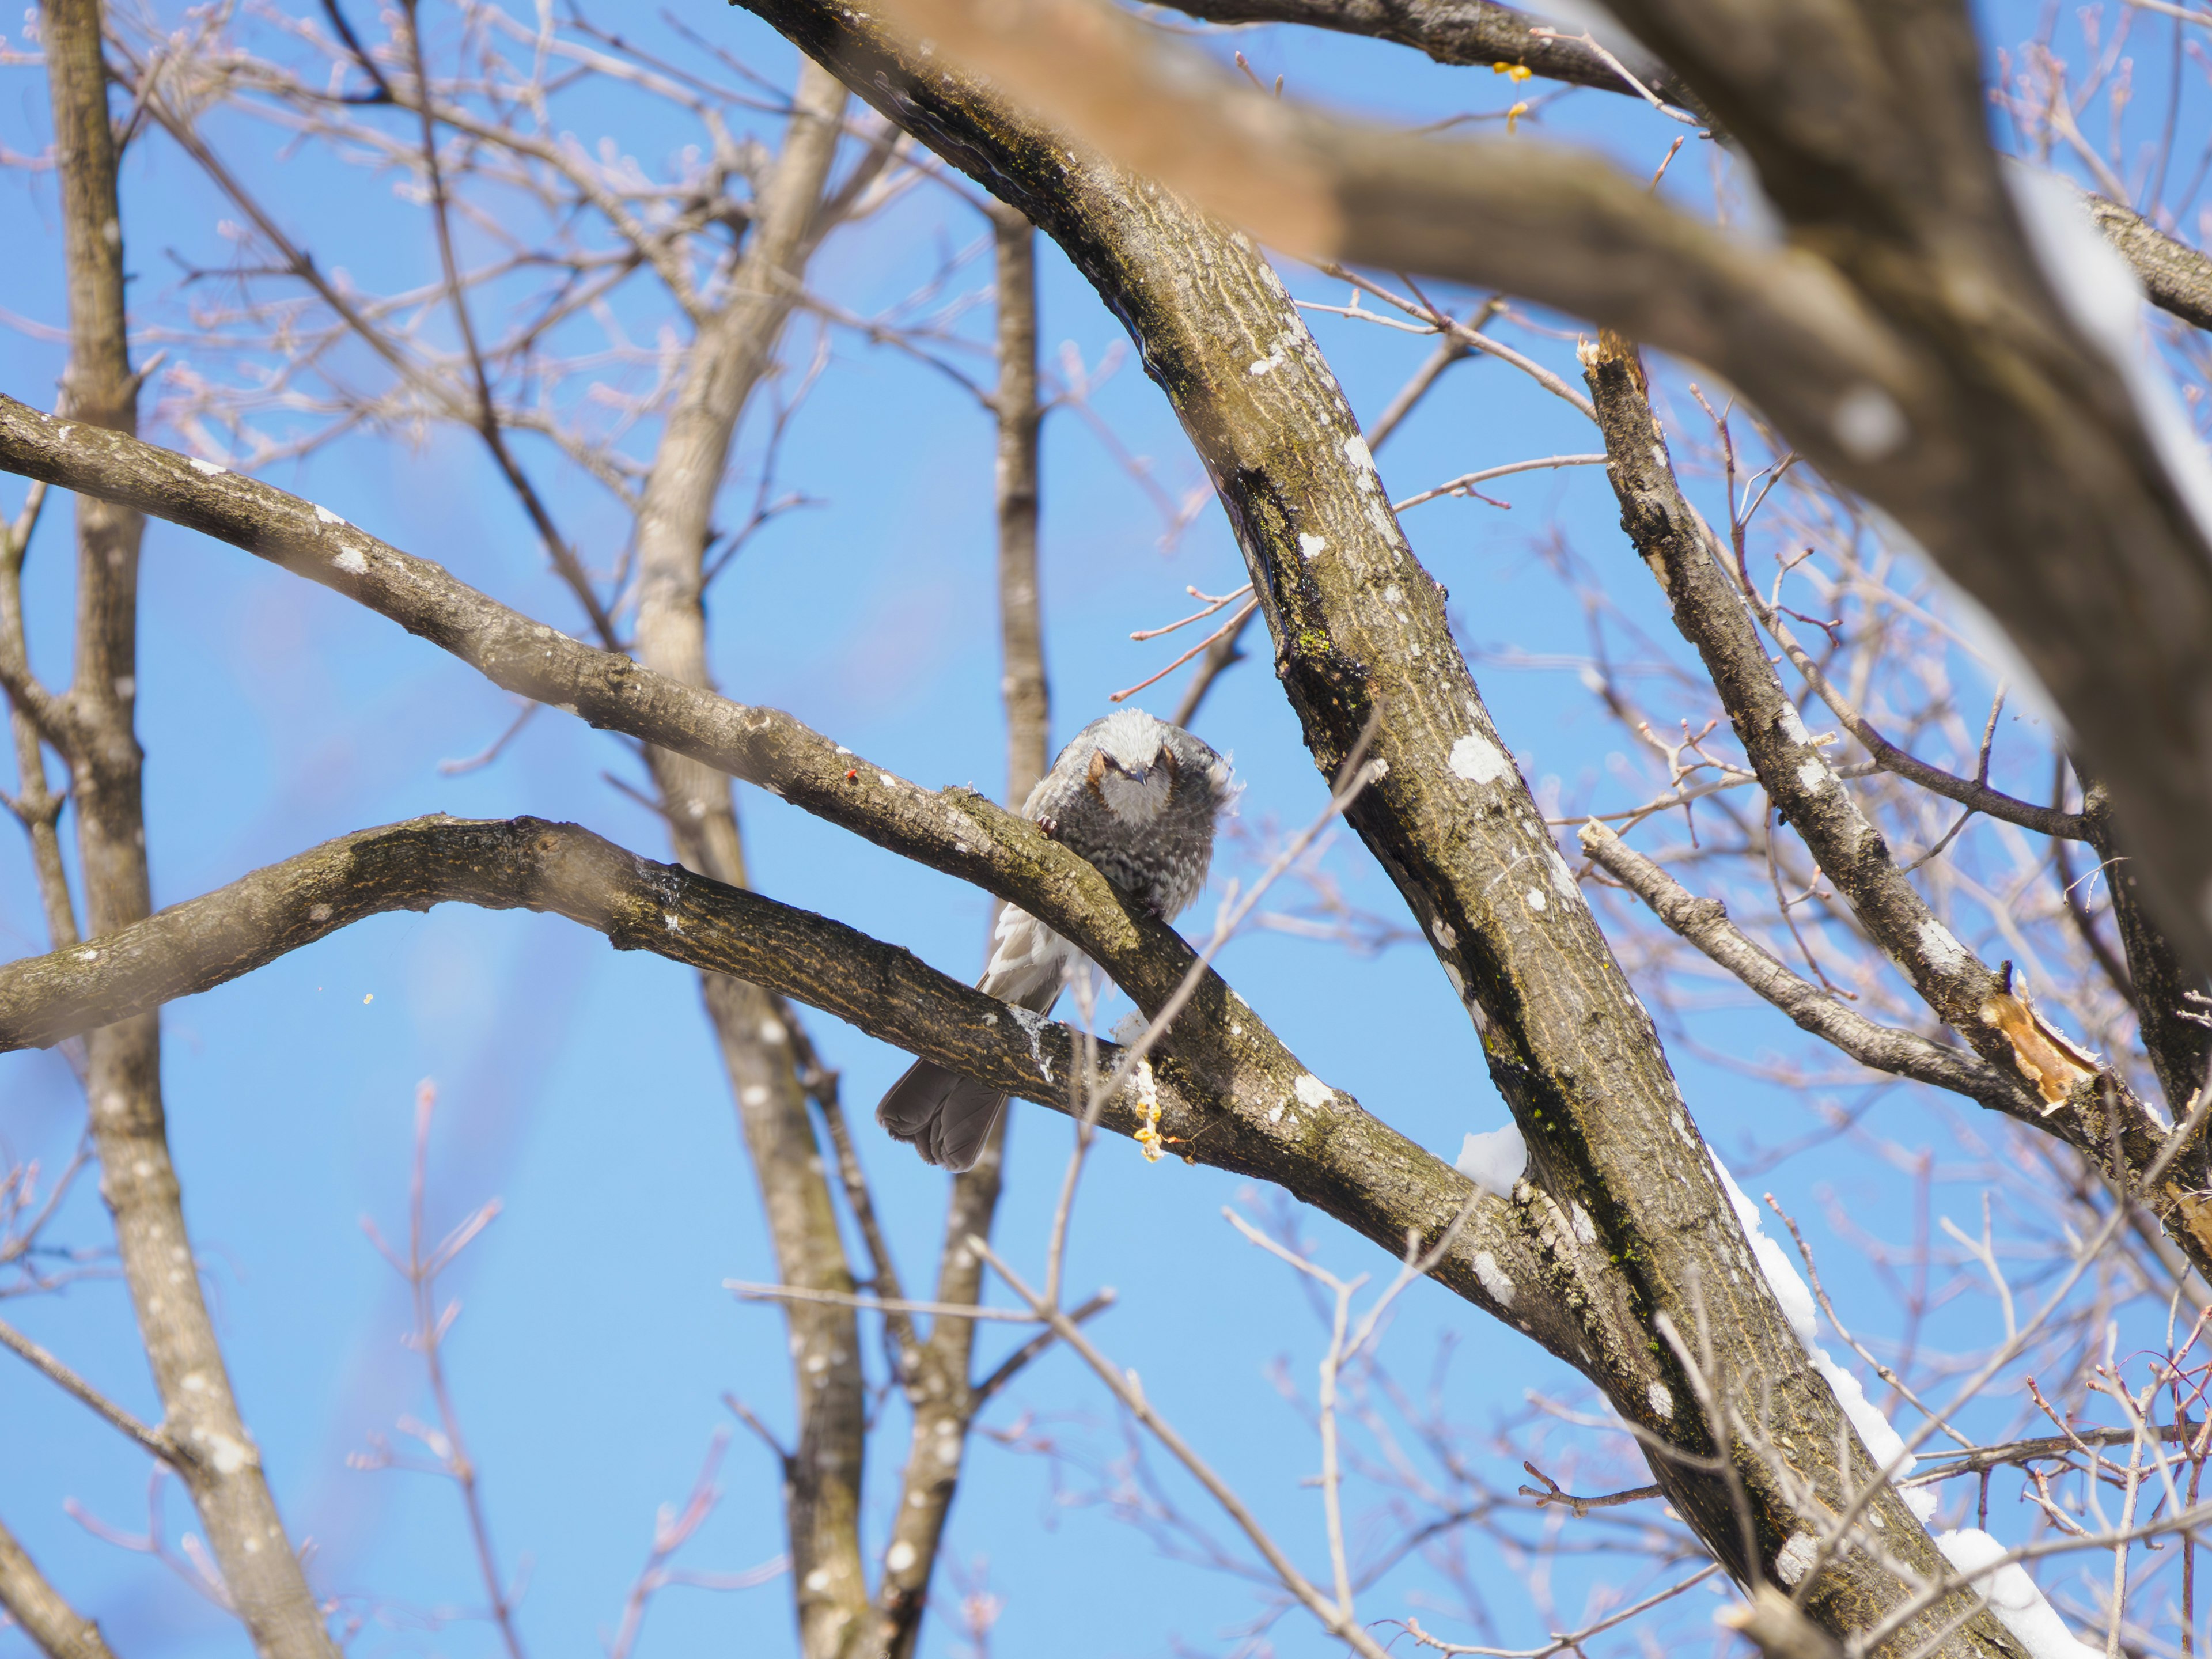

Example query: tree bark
[827,0,2212,983]
[990,204,1050,805]
[0,812,1591,1367]
[627,59,873,1659]
[725,6,2023,1650]
[1578,331,2210,1263]
[38,6,332,1654]
[0,1520,116,1659]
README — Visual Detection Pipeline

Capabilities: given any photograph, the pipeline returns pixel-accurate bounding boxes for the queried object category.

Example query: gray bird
[876,708,1238,1171]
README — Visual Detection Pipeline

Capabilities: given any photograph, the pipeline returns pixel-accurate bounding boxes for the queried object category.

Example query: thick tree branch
[2080,770,2212,1113]
[1579,331,2205,1264]
[1164,0,1699,104]
[734,7,2014,1653]
[1164,0,2212,339]
[0,393,1334,1152]
[2078,194,2212,334]
[0,813,1592,1364]
[839,0,2212,984]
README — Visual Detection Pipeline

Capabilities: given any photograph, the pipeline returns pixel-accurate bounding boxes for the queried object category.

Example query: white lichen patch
[1525,888,1547,912]
[1472,1250,1516,1304]
[1776,703,1813,746]
[877,772,898,788]
[885,1540,917,1573]
[1916,918,1972,978]
[1344,433,1376,478]
[202,1430,255,1476]
[314,503,347,527]
[1547,847,1578,897]
[1774,1530,1819,1586]
[1442,961,1467,997]
[1449,731,1510,785]
[335,548,369,575]
[1431,917,1458,950]
[1571,1202,1597,1245]
[1294,1073,1333,1108]
[741,1085,769,1107]
[1647,1381,1674,1420]
[663,912,681,933]
[308,903,332,923]
[1298,532,1327,559]
[76,948,96,963]
[1796,759,1828,796]
[188,457,229,476]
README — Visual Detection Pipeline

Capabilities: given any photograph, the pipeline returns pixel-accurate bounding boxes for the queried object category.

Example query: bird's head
[1084,709,1179,824]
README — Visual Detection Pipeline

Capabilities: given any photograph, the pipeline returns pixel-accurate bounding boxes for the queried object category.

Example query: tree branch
[1578,329,2201,1264]
[835,0,2212,984]
[730,7,2027,1649]
[0,812,1592,1365]
[0,1520,117,1659]
[41,4,335,1653]
[0,1317,177,1465]
[1579,820,2017,1110]
[623,58,870,1657]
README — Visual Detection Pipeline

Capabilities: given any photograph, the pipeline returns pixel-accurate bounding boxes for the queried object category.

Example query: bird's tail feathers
[876,1060,1007,1172]
[877,908,1067,1172]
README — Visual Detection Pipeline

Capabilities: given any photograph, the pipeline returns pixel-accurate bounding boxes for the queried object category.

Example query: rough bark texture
[0,1521,115,1659]
[0,812,1590,1363]
[627,59,871,1659]
[2078,191,2212,333]
[1583,0,2212,985]
[1580,332,2211,1264]
[728,5,2020,1652]
[874,200,1042,1659]
[2080,772,2212,1112]
[838,0,2212,982]
[1166,0,2212,339]
[37,6,333,1654]
[1164,0,1702,108]
[991,204,1050,807]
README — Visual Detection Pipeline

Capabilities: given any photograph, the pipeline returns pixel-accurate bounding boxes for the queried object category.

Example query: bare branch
[0,1317,177,1465]
[1580,820,2019,1111]
[0,1521,118,1659]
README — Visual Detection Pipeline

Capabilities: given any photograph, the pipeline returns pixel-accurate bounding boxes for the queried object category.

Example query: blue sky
[0,3,2192,1656]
